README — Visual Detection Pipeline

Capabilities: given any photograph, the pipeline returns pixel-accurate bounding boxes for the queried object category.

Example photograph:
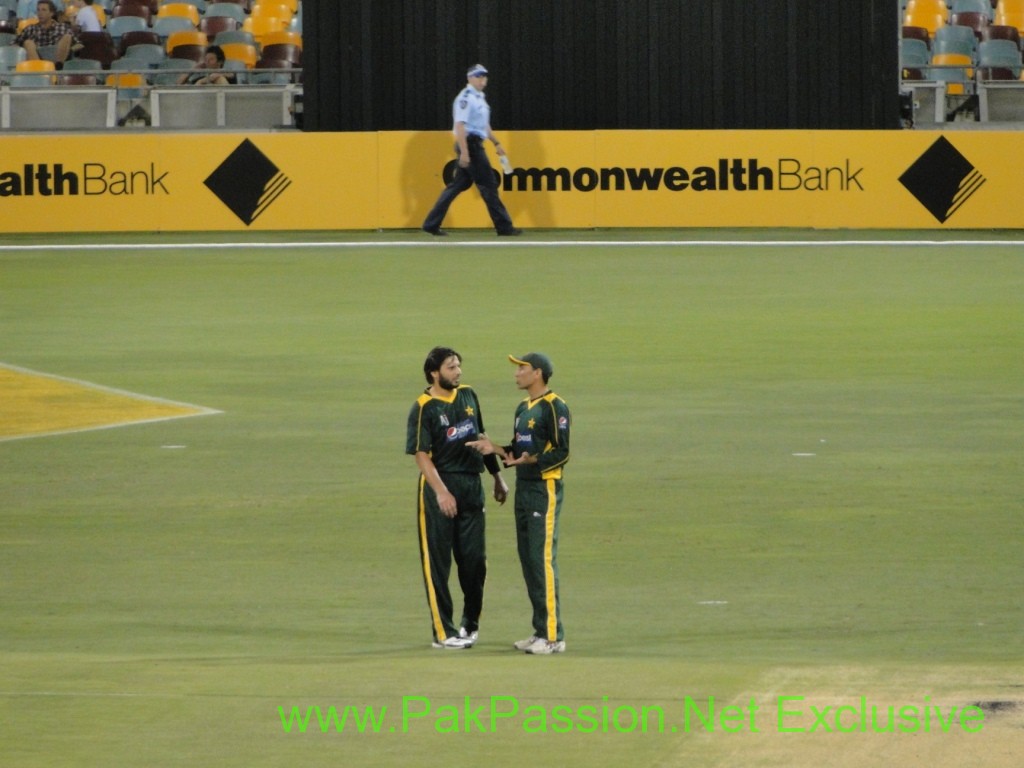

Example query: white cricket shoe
[458,628,479,647]
[432,636,472,650]
[513,635,540,651]
[525,638,566,655]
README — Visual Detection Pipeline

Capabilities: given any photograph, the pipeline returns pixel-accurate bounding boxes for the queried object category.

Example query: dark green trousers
[514,477,564,642]
[416,471,486,642]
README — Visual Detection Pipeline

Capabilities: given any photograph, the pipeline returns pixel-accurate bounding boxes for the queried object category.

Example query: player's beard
[437,374,459,391]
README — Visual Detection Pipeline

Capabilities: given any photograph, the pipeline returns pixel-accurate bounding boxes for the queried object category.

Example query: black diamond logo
[204,139,291,225]
[898,137,985,224]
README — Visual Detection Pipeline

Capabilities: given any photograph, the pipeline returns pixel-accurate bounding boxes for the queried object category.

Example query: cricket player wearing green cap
[468,352,571,655]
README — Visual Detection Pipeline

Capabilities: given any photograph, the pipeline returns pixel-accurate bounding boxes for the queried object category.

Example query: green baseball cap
[508,352,553,378]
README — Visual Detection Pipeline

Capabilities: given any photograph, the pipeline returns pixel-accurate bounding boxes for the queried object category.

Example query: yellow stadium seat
[165,28,207,55]
[220,41,258,68]
[242,14,285,44]
[106,71,145,88]
[255,0,297,12]
[16,58,55,72]
[904,7,948,35]
[250,2,293,22]
[996,0,1024,15]
[906,0,949,11]
[995,10,1024,34]
[931,51,974,94]
[259,29,302,49]
[158,3,201,26]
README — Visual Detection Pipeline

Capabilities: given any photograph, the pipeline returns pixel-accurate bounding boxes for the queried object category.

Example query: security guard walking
[422,64,522,237]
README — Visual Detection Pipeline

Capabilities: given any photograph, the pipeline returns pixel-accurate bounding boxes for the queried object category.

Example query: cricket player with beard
[407,347,509,649]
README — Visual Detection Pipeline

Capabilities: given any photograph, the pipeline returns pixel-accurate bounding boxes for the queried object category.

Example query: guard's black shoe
[497,228,523,236]
[423,227,449,236]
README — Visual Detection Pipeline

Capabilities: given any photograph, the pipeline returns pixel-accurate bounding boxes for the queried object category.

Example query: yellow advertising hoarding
[0,130,1020,231]
[0,133,379,232]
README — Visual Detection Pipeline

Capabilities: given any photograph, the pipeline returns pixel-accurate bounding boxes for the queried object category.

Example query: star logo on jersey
[465,406,474,416]
[527,418,536,429]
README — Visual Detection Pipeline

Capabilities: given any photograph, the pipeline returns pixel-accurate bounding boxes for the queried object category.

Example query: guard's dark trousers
[423,136,515,234]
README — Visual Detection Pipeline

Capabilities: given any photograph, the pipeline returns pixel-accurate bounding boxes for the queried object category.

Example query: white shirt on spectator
[76,5,101,33]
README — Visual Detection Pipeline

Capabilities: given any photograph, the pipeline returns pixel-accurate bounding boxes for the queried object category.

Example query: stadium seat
[905,7,949,35]
[212,28,254,46]
[165,27,205,60]
[979,23,1022,48]
[106,70,146,99]
[156,2,199,26]
[164,26,204,53]
[250,0,291,19]
[204,1,246,24]
[242,13,284,45]
[906,0,950,12]
[0,42,27,83]
[111,1,153,24]
[114,0,157,14]
[106,15,149,46]
[259,28,301,49]
[74,31,118,68]
[60,57,103,85]
[123,41,165,64]
[198,14,238,42]
[15,0,38,19]
[151,55,193,83]
[220,40,256,67]
[903,24,933,49]
[994,9,1024,34]
[13,57,56,86]
[951,10,992,38]
[977,37,1022,77]
[158,0,204,9]
[62,56,103,70]
[151,14,195,42]
[933,22,980,55]
[902,37,932,79]
[58,71,99,84]
[251,55,292,83]
[952,0,994,17]
[929,51,974,93]
[260,41,300,65]
[118,28,159,54]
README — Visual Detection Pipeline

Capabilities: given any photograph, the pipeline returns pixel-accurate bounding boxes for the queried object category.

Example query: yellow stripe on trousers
[543,477,558,641]
[417,475,448,641]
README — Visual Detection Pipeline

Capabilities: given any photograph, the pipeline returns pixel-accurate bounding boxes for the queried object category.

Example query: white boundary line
[1,238,1024,251]
[0,362,222,444]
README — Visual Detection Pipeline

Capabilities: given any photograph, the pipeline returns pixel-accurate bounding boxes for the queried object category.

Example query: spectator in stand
[15,0,78,64]
[178,46,236,85]
[67,0,102,33]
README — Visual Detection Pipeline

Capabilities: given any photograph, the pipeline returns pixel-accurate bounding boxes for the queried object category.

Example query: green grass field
[2,230,1021,767]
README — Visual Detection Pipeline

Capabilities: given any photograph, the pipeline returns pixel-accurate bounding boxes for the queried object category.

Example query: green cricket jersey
[509,391,571,481]
[406,385,489,473]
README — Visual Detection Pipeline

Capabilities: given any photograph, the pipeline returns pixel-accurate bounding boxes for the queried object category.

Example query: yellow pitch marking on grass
[0,363,221,443]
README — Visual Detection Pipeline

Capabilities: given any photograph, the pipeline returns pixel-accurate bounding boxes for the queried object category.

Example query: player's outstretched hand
[466,437,495,455]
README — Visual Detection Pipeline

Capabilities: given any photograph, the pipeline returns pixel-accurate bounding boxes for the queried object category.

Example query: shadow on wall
[399,131,553,229]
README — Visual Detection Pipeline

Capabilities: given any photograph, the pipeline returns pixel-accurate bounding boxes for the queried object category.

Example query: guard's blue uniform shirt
[452,85,490,139]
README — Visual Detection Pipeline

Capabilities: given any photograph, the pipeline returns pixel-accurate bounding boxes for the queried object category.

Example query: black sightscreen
[303,0,900,131]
